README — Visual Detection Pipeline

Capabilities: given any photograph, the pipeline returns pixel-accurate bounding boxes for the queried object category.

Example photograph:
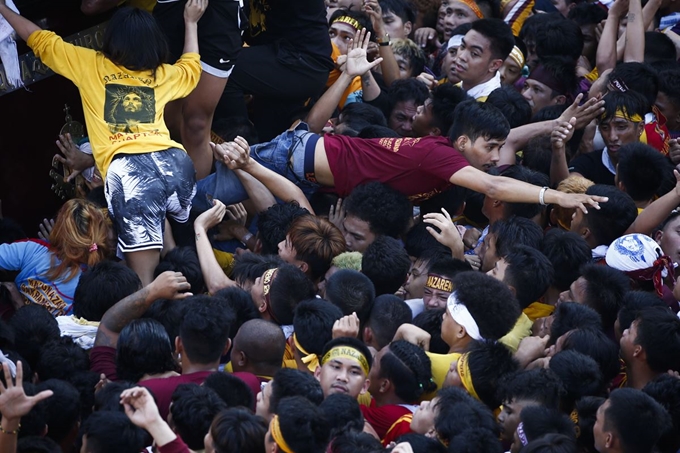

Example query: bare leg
[125,249,161,287]
[162,218,177,259]
[180,72,228,180]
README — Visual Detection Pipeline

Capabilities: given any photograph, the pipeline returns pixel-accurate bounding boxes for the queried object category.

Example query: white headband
[448,34,464,49]
[447,292,482,341]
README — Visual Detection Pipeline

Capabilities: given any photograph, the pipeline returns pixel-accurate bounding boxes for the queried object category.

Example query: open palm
[345,29,383,78]
[0,361,52,421]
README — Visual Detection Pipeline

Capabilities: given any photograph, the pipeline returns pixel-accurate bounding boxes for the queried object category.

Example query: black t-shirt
[568,149,616,186]
[244,0,333,70]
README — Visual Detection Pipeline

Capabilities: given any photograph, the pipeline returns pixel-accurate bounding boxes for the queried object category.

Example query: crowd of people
[1,0,680,450]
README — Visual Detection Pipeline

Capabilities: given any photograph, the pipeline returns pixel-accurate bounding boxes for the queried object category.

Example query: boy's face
[498,399,539,441]
[382,9,412,39]
[457,135,504,172]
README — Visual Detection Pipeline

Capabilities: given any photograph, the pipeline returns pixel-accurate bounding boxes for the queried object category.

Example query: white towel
[56,315,100,350]
[0,0,22,89]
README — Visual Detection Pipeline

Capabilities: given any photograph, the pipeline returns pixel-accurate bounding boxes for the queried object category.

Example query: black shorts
[154,0,245,78]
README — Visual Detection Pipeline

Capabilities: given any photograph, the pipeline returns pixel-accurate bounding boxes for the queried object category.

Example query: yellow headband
[457,0,484,19]
[262,268,278,300]
[270,415,294,453]
[509,45,525,68]
[321,346,370,376]
[332,15,363,31]
[293,333,319,373]
[425,274,453,292]
[603,108,643,123]
[457,352,480,401]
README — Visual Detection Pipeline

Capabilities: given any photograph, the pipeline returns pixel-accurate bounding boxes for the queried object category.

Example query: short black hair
[609,62,659,107]
[599,90,650,124]
[434,387,500,443]
[446,428,503,453]
[541,229,591,291]
[403,221,451,259]
[430,84,470,136]
[573,396,606,453]
[635,308,680,373]
[388,78,430,112]
[413,308,449,354]
[418,186,469,220]
[580,264,630,331]
[548,302,602,347]
[498,166,550,219]
[449,99,511,143]
[179,296,234,364]
[453,271,522,340]
[270,368,325,415]
[518,433,578,453]
[645,31,677,65]
[567,2,607,26]
[321,337,374,371]
[340,103,388,135]
[94,380,135,412]
[531,56,578,97]
[319,393,365,438]
[142,298,185,346]
[582,185,638,247]
[617,291,666,335]
[503,245,554,309]
[659,69,680,109]
[80,411,148,453]
[489,216,544,258]
[428,257,473,280]
[549,350,604,409]
[605,388,672,453]
[396,433,448,453]
[170,383,227,450]
[329,430,383,453]
[469,19,515,61]
[344,182,412,238]
[36,337,89,382]
[73,260,141,321]
[269,264,317,325]
[561,328,621,386]
[154,246,205,295]
[466,340,519,409]
[356,124,399,138]
[642,374,680,453]
[208,408,267,453]
[617,143,671,201]
[534,15,583,61]
[294,298,344,356]
[379,0,415,23]
[203,372,255,410]
[8,305,60,370]
[498,369,564,409]
[274,396,330,453]
[365,295,412,350]
[330,9,374,34]
[36,379,80,443]
[361,237,410,296]
[116,318,176,382]
[379,340,436,402]
[486,86,533,128]
[17,436,61,453]
[325,269,376,322]
[520,406,577,444]
[257,202,309,255]
[212,286,260,340]
[212,116,259,145]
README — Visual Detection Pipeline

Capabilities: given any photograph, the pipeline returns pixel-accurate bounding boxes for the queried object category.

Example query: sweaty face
[487,256,510,283]
[342,214,376,253]
[277,235,298,265]
[394,54,414,79]
[443,44,462,84]
[382,11,410,39]
[443,1,480,37]
[522,78,560,115]
[599,118,643,163]
[412,98,435,137]
[315,357,369,399]
[498,399,538,442]
[500,56,523,86]
[411,397,440,435]
[454,30,500,89]
[329,22,358,55]
[459,136,503,172]
[389,100,421,137]
[477,232,499,273]
[558,276,588,305]
[403,259,429,299]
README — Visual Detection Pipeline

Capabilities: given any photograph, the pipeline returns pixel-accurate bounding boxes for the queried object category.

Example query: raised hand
[184,0,208,24]
[0,361,53,422]
[551,117,577,152]
[345,29,383,78]
[422,208,465,259]
[148,271,192,300]
[53,133,94,182]
[332,312,360,338]
[37,218,55,241]
[328,198,345,231]
[120,386,163,430]
[558,94,605,129]
[195,199,227,231]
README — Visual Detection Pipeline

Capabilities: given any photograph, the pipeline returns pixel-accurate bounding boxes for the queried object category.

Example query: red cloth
[157,436,190,453]
[323,135,470,202]
[360,401,413,441]
[382,414,413,446]
[90,346,118,381]
[231,371,263,411]
[142,371,214,421]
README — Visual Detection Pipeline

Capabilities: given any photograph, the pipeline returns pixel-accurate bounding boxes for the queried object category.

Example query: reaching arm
[306,72,355,133]
[0,3,41,41]
[624,0,644,62]
[597,0,628,74]
[193,202,238,294]
[360,70,382,102]
[234,170,277,213]
[182,0,207,54]
[363,0,400,86]
[550,118,577,186]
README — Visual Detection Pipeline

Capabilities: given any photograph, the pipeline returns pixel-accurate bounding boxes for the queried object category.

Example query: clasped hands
[209,136,251,170]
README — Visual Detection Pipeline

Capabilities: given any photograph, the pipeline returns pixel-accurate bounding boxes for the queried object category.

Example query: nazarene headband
[321,346,370,375]
[271,415,294,453]
[426,273,454,293]
[457,352,480,400]
[293,333,319,373]
[457,0,484,19]
[448,34,464,49]
[447,292,482,341]
[509,45,525,68]
[332,15,364,31]
[604,108,643,123]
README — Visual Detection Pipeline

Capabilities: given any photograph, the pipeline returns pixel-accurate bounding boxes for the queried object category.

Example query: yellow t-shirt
[499,313,533,353]
[27,30,202,179]
[425,351,462,390]
[523,302,555,322]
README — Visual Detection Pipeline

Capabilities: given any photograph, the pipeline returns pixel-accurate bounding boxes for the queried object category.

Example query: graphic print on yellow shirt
[104,84,156,134]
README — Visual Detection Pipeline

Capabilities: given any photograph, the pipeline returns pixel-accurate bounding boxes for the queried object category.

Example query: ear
[236,350,247,367]
[222,338,232,356]
[299,261,309,274]
[605,432,613,449]
[254,238,263,255]
[455,201,466,218]
[507,285,517,298]
[637,122,645,137]
[314,366,322,380]
[489,58,503,73]
[379,378,392,394]
[549,207,559,227]
[430,126,441,137]
[580,227,592,240]
[363,326,373,344]
[455,135,470,152]
[654,230,663,243]
[360,378,371,395]
[617,180,626,192]
[456,323,467,339]
[553,95,566,105]
[634,344,645,360]
[258,299,268,315]
[404,21,413,36]
[175,336,182,355]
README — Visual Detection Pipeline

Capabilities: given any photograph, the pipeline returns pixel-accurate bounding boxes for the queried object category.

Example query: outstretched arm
[550,117,577,186]
[626,168,680,235]
[597,0,628,74]
[623,0,644,62]
[193,202,238,294]
[0,2,41,41]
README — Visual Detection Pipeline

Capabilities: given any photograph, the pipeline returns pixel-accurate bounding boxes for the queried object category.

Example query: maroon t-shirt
[142,371,214,421]
[323,135,470,202]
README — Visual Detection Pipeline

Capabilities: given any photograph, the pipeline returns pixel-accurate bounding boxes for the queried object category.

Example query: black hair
[212,286,260,340]
[548,302,602,347]
[561,329,620,387]
[361,237,411,296]
[469,18,515,61]
[212,116,260,145]
[231,253,283,287]
[413,308,449,354]
[142,298,185,346]
[540,229,591,292]
[344,182,412,238]
[534,16,583,61]
[80,411,148,453]
[203,372,255,410]
[599,89,650,125]
[476,0,502,18]
[549,350,605,410]
[520,406,577,444]
[519,434,578,453]
[325,269,376,323]
[642,374,680,453]
[489,216,544,258]
[388,78,430,112]
[340,103,388,130]
[605,388,672,453]
[567,2,607,26]
[466,340,519,409]
[498,369,564,409]
[329,430,383,453]
[209,408,267,453]
[321,337,374,370]
[582,185,637,247]
[453,271,522,340]
[395,433,448,453]
[8,305,60,371]
[645,32,676,64]
[366,295,412,350]
[503,245,553,309]
[617,143,671,201]
[72,260,141,322]
[573,396,605,453]
[609,62,659,107]
[270,368,325,415]
[617,291,666,335]
[294,298,344,356]
[434,387,500,442]
[257,202,310,255]
[430,84,470,136]
[379,340,436,402]
[319,393,365,438]
[116,318,177,382]
[101,7,169,77]
[449,99,511,143]
[65,370,100,422]
[36,337,89,382]
[153,246,205,295]
[17,436,61,453]
[580,264,630,331]
[269,263,317,325]
[357,125,400,139]
[531,56,578,97]
[170,383,227,450]
[659,69,680,108]
[635,308,680,373]
[499,166,550,219]
[179,296,234,364]
[519,13,562,44]
[446,428,503,453]
[486,86,533,128]
[403,221,451,259]
[93,380,135,412]
[274,396,330,453]
[428,257,473,280]
[36,379,80,443]
[418,186,470,219]
[379,0,416,23]
[0,217,26,245]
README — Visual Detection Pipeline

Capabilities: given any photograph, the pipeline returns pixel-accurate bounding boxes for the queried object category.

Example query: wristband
[539,187,549,206]
[241,233,254,244]
[0,423,20,435]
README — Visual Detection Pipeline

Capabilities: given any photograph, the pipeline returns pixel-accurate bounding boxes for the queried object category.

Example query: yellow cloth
[637,207,644,215]
[271,415,294,453]
[27,31,201,179]
[585,67,599,82]
[425,352,462,390]
[499,313,533,353]
[523,302,555,322]
[213,249,235,276]
[457,352,480,400]
[121,0,156,11]
[358,392,372,406]
[224,361,233,373]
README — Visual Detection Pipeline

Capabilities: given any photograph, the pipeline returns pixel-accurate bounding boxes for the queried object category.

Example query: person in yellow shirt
[0,0,204,286]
